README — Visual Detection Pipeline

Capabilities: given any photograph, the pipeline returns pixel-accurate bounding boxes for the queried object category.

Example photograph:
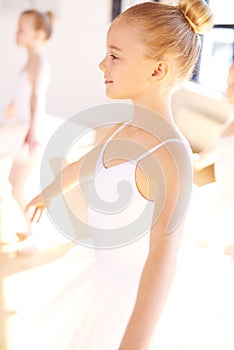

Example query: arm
[220,117,234,138]
[119,224,183,350]
[24,61,49,152]
[193,117,234,171]
[26,148,97,222]
[25,155,83,221]
[118,145,189,350]
[25,123,120,221]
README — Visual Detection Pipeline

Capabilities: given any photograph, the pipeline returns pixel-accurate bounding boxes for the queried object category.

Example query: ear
[35,29,46,42]
[150,61,170,83]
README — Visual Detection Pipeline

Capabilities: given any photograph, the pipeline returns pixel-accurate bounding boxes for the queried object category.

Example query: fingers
[25,200,36,213]
[31,207,44,223]
[23,140,41,154]
[31,207,38,222]
[36,209,43,223]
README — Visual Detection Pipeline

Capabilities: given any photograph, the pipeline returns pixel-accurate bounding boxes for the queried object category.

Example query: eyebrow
[108,45,122,52]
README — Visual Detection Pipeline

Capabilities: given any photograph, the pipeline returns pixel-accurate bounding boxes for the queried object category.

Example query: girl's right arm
[25,123,120,222]
[26,145,99,222]
[25,158,84,222]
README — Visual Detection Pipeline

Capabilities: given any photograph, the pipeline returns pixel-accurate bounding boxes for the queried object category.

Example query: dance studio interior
[0,0,234,349]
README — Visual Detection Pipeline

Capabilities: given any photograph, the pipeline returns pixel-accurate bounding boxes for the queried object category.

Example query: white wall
[0,0,113,119]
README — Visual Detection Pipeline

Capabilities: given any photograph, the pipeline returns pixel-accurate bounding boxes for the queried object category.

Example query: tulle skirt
[5,180,234,350]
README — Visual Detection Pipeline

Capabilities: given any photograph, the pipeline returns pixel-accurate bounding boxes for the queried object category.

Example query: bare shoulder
[135,136,191,200]
[135,138,192,245]
[28,55,50,82]
[92,121,126,144]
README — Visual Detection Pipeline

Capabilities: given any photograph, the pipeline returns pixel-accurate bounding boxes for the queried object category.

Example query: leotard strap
[133,138,188,163]
[101,121,188,164]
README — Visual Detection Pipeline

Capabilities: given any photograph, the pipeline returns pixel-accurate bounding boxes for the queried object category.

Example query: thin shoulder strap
[134,138,188,163]
[105,120,130,145]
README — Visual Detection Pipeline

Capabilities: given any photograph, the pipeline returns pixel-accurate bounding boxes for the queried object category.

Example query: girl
[187,61,234,255]
[23,1,215,349]
[2,9,54,247]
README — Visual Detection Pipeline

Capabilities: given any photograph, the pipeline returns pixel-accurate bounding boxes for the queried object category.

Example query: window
[195,0,234,93]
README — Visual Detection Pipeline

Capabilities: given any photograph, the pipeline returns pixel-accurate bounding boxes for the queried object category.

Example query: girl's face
[99,20,157,102]
[16,15,38,47]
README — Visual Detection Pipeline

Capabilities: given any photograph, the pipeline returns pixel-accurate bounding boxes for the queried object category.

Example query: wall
[0,0,113,120]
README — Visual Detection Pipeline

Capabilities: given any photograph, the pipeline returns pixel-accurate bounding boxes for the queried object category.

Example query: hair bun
[179,0,213,34]
[45,11,56,25]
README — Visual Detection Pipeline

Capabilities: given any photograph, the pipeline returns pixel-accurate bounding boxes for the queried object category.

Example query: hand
[25,194,46,223]
[5,102,15,120]
[23,127,40,153]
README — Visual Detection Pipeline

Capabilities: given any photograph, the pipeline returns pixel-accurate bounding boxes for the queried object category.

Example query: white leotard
[17,121,192,350]
[0,60,51,156]
[88,121,187,280]
[13,60,50,122]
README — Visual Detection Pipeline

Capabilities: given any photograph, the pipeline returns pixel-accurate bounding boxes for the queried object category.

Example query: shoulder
[28,55,51,81]
[92,121,127,144]
[136,139,192,246]
[136,135,192,199]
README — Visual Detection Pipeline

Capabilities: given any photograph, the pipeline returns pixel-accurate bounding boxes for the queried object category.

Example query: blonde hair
[21,9,55,40]
[117,0,213,82]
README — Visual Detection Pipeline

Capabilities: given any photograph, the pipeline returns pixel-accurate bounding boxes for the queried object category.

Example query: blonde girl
[24,1,214,349]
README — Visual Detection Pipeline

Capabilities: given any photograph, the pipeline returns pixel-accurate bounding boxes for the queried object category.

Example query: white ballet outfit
[10,121,187,350]
[0,60,50,157]
[13,59,50,123]
[10,123,234,350]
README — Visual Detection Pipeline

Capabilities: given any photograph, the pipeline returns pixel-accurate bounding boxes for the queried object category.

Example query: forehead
[107,20,144,52]
[19,14,35,28]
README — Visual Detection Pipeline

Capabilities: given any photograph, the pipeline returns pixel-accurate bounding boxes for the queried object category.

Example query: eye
[110,54,119,60]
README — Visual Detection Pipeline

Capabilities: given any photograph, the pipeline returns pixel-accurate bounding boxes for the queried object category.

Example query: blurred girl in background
[1,9,54,250]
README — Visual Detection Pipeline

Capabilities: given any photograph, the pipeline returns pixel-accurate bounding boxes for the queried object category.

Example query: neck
[26,44,44,57]
[131,89,174,124]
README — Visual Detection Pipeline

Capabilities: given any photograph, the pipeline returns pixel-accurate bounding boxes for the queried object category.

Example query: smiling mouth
[104,79,113,85]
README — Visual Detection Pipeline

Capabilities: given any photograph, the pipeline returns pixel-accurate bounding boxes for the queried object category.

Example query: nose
[99,56,106,72]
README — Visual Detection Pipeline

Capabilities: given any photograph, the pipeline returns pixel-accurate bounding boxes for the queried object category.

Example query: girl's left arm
[118,149,187,350]
[119,224,183,350]
[25,61,49,152]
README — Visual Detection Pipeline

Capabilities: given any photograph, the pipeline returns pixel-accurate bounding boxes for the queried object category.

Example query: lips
[104,78,113,85]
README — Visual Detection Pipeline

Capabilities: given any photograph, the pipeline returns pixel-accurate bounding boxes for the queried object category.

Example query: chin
[16,39,23,46]
[106,90,128,100]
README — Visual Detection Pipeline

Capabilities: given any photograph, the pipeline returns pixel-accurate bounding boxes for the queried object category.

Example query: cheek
[117,67,137,85]
[17,30,27,38]
[16,32,24,44]
[123,70,148,89]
